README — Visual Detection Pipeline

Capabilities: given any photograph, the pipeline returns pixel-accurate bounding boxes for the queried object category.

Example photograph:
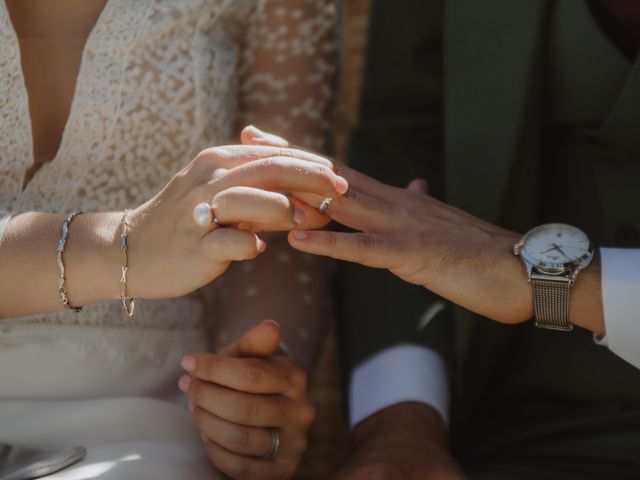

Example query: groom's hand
[240,125,531,326]
[330,402,465,480]
[179,321,315,480]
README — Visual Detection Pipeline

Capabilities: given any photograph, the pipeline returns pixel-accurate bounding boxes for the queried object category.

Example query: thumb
[218,320,281,358]
[240,125,290,147]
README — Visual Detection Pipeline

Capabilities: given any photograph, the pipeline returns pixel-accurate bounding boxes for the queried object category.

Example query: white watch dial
[522,223,592,270]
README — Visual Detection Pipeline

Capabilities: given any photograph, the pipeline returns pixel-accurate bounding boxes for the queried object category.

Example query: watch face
[520,223,594,273]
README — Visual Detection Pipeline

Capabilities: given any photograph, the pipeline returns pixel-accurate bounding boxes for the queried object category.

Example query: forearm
[0,211,121,318]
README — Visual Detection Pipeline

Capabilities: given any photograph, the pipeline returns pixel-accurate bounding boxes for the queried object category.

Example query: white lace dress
[0,0,339,478]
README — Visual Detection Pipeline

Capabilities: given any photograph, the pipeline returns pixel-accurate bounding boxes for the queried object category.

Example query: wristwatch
[513,223,594,331]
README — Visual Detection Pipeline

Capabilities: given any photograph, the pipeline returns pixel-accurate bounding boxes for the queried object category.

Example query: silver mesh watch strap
[530,273,572,331]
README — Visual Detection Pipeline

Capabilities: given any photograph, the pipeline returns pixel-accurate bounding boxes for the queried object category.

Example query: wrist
[570,253,604,335]
[353,401,448,448]
[65,212,123,304]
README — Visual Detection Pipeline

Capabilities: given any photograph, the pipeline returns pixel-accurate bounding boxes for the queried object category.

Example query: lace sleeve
[235,0,341,151]
[207,0,342,373]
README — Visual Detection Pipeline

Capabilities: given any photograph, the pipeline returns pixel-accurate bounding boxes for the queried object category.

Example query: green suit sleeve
[338,0,454,383]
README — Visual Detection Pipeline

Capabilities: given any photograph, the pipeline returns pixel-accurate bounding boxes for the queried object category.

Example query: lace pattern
[0,0,341,364]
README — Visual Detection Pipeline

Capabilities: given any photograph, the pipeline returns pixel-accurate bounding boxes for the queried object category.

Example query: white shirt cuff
[599,247,640,369]
[348,344,449,429]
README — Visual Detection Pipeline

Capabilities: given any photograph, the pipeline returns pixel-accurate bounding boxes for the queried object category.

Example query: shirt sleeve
[0,211,13,239]
[348,344,450,429]
[597,247,640,368]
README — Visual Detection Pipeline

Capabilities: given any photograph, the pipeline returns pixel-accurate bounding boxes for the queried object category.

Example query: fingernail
[263,319,281,330]
[292,230,309,240]
[258,239,267,252]
[181,356,196,372]
[293,207,306,225]
[188,400,195,413]
[201,432,209,444]
[335,176,349,195]
[178,374,192,392]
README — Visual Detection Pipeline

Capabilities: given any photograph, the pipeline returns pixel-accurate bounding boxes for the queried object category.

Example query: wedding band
[193,202,216,227]
[261,428,280,460]
[318,197,333,214]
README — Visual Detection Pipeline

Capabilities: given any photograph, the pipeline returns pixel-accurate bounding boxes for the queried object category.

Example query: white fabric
[0,0,339,477]
[0,211,11,239]
[599,247,640,368]
[349,345,449,429]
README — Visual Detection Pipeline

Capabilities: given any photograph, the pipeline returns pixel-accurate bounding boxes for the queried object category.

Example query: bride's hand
[125,145,348,299]
[179,321,314,480]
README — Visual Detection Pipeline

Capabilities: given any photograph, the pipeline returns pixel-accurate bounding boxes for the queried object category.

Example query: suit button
[614,223,640,247]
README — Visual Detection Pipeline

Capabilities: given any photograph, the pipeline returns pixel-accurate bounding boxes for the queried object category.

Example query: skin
[179,321,315,480]
[4,3,339,478]
[0,144,346,318]
[241,127,605,336]
[241,127,607,479]
[329,402,465,480]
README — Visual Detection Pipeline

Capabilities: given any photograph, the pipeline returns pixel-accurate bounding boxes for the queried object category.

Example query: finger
[295,187,407,234]
[181,378,290,427]
[407,178,429,195]
[212,187,328,232]
[207,157,349,199]
[202,228,266,261]
[288,230,403,271]
[219,320,281,358]
[203,440,294,480]
[192,407,274,457]
[192,144,335,176]
[213,187,294,228]
[241,125,290,148]
[180,354,299,394]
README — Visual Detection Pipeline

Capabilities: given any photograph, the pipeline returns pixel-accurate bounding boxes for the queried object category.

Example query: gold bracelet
[120,210,135,317]
[57,211,84,312]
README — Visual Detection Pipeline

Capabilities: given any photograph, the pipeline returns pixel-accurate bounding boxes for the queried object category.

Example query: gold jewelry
[120,210,135,317]
[318,197,333,214]
[57,211,84,312]
[261,428,280,460]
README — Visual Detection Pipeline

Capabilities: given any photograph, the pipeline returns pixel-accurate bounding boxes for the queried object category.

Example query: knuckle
[238,398,260,422]
[288,369,308,391]
[317,164,335,186]
[240,362,266,388]
[226,425,251,451]
[193,148,217,169]
[299,402,316,427]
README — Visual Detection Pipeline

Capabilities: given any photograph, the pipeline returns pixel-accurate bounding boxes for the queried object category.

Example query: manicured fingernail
[293,207,306,225]
[188,400,195,413]
[292,230,309,240]
[335,176,349,195]
[181,356,196,372]
[178,374,192,392]
[258,239,267,252]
